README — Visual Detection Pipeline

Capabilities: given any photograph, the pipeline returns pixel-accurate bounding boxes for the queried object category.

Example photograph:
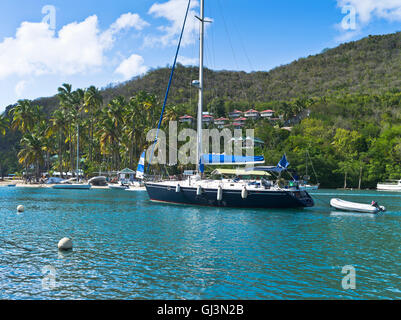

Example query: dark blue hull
[145,183,314,208]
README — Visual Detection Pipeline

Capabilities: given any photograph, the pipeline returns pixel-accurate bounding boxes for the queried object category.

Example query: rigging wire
[308,150,319,184]
[147,0,192,173]
[216,0,251,107]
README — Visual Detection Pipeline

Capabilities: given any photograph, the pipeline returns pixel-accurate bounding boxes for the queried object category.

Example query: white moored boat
[330,198,385,214]
[52,184,91,190]
[108,183,129,190]
[377,180,401,191]
[299,184,319,191]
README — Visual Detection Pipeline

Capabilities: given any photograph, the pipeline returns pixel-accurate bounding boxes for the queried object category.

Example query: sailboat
[299,151,319,191]
[53,123,91,190]
[125,151,146,191]
[144,0,314,208]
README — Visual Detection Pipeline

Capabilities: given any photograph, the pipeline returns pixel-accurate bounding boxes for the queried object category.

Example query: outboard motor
[371,201,384,211]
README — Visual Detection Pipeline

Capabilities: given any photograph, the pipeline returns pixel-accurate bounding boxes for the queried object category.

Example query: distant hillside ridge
[3,31,401,115]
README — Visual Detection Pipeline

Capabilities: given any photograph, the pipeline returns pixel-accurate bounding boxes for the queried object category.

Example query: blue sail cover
[199,158,205,173]
[201,154,265,165]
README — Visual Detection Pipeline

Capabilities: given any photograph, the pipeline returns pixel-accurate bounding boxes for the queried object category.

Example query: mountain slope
[3,31,401,115]
[100,31,401,106]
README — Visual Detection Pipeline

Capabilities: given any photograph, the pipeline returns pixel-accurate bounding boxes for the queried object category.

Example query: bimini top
[211,168,271,177]
[201,154,265,165]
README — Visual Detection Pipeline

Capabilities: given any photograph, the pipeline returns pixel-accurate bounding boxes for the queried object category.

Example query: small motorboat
[299,184,319,191]
[52,184,91,190]
[125,186,147,192]
[108,183,129,190]
[377,180,401,191]
[330,198,386,214]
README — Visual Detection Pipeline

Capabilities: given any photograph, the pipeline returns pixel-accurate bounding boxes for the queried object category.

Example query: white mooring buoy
[17,205,24,213]
[58,237,73,251]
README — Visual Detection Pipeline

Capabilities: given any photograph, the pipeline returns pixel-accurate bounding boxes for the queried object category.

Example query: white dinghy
[108,183,129,190]
[330,198,385,214]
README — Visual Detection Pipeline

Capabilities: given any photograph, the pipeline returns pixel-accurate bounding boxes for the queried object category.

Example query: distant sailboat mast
[76,123,80,183]
[196,0,205,173]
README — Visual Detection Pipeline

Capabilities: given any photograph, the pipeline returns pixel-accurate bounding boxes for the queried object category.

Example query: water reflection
[1,187,401,299]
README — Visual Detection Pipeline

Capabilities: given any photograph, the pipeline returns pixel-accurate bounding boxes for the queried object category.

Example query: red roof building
[233,117,247,123]
[228,110,243,118]
[244,109,260,119]
[202,114,214,123]
[260,110,275,118]
[179,115,194,123]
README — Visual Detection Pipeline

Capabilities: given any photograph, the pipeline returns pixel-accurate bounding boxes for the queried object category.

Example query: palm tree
[98,117,121,171]
[18,132,44,181]
[11,100,40,133]
[123,97,142,168]
[71,89,85,178]
[84,86,103,162]
[0,114,9,136]
[122,92,159,167]
[48,109,68,174]
[98,97,126,170]
[57,84,84,174]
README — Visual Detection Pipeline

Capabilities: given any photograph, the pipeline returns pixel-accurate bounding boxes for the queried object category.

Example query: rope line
[147,0,192,173]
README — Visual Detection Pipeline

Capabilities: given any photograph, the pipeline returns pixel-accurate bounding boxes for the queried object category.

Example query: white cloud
[146,0,207,47]
[177,55,197,65]
[112,12,149,31]
[0,13,149,80]
[102,13,149,48]
[335,1,401,42]
[334,29,361,43]
[115,54,148,80]
[337,0,401,23]
[15,80,26,97]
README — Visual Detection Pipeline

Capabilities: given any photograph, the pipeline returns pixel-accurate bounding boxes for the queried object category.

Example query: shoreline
[0,180,375,191]
[0,180,146,190]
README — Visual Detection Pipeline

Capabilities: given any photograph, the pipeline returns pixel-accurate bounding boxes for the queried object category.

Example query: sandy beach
[0,180,146,190]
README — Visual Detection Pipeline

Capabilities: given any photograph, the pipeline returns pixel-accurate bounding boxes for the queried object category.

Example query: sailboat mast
[76,123,80,182]
[196,0,205,173]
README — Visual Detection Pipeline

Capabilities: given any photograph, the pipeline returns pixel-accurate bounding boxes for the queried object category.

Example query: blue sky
[1,0,401,112]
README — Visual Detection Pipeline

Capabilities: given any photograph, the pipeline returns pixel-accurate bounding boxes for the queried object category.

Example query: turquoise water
[1,187,401,299]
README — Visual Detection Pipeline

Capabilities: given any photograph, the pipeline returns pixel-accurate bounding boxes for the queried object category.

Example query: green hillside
[102,31,401,104]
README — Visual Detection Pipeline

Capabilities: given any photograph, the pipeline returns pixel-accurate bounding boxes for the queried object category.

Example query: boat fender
[176,184,181,193]
[241,186,248,199]
[217,186,223,201]
[197,185,203,196]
